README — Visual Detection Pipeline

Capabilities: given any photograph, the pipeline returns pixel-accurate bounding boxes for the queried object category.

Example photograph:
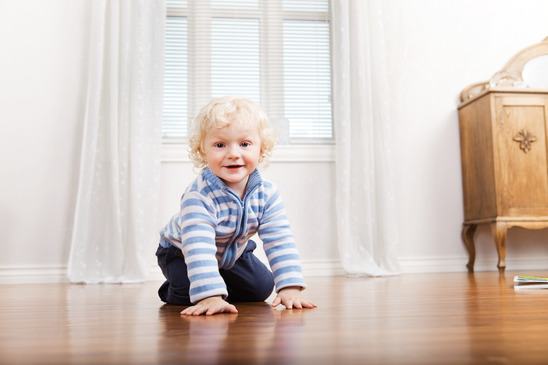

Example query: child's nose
[226,144,240,158]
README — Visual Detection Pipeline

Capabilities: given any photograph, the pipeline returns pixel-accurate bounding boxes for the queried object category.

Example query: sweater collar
[203,168,263,195]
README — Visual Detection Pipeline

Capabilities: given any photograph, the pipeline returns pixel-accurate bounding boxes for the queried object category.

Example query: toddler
[156,96,316,315]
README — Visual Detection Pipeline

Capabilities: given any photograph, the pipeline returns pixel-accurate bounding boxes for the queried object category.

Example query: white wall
[2,0,548,283]
[385,0,548,271]
[0,1,90,280]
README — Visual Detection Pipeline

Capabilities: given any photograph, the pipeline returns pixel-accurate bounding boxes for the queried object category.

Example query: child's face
[202,121,262,195]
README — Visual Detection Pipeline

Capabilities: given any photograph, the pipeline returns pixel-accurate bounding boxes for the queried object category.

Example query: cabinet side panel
[495,95,548,216]
[458,95,497,221]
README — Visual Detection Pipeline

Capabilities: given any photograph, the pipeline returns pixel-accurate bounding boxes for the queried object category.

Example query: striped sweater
[160,168,306,304]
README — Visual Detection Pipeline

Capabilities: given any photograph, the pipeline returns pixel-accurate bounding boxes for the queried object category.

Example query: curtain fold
[68,0,165,283]
[332,0,401,276]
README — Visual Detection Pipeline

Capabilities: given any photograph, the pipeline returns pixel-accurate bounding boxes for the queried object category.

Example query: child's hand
[180,296,238,316]
[271,286,317,309]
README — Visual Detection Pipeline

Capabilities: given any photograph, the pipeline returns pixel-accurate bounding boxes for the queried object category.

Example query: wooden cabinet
[458,38,548,273]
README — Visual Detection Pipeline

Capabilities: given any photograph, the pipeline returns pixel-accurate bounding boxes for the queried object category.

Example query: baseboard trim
[301,259,346,277]
[3,256,548,284]
[0,266,70,284]
[0,261,346,285]
[399,255,548,274]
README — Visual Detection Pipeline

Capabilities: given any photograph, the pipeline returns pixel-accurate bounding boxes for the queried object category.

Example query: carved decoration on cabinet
[513,129,536,153]
[458,37,548,274]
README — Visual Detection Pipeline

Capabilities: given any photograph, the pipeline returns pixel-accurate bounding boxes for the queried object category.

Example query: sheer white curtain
[332,0,400,276]
[68,0,165,283]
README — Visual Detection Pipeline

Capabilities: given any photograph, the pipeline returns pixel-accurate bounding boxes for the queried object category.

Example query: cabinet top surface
[458,87,548,109]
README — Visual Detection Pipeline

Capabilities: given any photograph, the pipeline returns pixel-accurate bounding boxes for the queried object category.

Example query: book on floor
[513,275,548,290]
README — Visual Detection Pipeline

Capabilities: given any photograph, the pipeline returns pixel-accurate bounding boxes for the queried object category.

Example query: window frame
[163,0,335,146]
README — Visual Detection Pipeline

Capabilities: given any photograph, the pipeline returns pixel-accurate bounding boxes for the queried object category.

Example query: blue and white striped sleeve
[258,186,306,292]
[179,192,228,304]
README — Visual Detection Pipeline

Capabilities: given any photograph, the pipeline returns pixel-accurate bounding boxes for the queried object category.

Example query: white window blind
[284,20,332,138]
[164,16,188,138]
[211,18,260,101]
[164,0,333,143]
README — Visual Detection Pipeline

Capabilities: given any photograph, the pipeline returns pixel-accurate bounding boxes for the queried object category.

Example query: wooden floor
[2,271,548,364]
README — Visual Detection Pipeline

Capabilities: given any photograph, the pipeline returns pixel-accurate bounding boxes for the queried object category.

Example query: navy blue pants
[155,240,275,306]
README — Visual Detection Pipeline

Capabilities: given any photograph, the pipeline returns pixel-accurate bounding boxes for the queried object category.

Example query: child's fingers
[204,303,238,315]
[284,298,317,309]
[272,293,318,310]
[181,306,197,315]
[301,299,317,308]
[224,304,238,314]
[190,306,207,316]
[271,295,282,307]
[181,303,209,316]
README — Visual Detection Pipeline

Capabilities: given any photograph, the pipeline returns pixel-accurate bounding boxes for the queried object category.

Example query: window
[164,0,333,144]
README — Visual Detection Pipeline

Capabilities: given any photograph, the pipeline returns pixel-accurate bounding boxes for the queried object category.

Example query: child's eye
[214,143,225,148]
[241,141,251,147]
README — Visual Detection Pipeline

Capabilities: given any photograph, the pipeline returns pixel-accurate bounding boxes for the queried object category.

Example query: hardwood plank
[2,272,548,364]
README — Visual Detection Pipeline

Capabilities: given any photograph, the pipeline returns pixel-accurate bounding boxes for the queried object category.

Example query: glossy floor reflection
[3,272,548,364]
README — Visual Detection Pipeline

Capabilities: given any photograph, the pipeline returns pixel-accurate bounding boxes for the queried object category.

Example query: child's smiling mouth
[225,165,243,170]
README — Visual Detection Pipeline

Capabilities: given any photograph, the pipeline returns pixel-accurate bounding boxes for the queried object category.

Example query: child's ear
[259,147,268,162]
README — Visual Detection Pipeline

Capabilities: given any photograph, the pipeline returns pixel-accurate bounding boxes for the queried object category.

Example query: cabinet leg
[490,222,508,274]
[462,224,477,272]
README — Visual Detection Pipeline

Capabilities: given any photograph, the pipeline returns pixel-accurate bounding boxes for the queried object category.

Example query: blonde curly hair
[188,96,278,169]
